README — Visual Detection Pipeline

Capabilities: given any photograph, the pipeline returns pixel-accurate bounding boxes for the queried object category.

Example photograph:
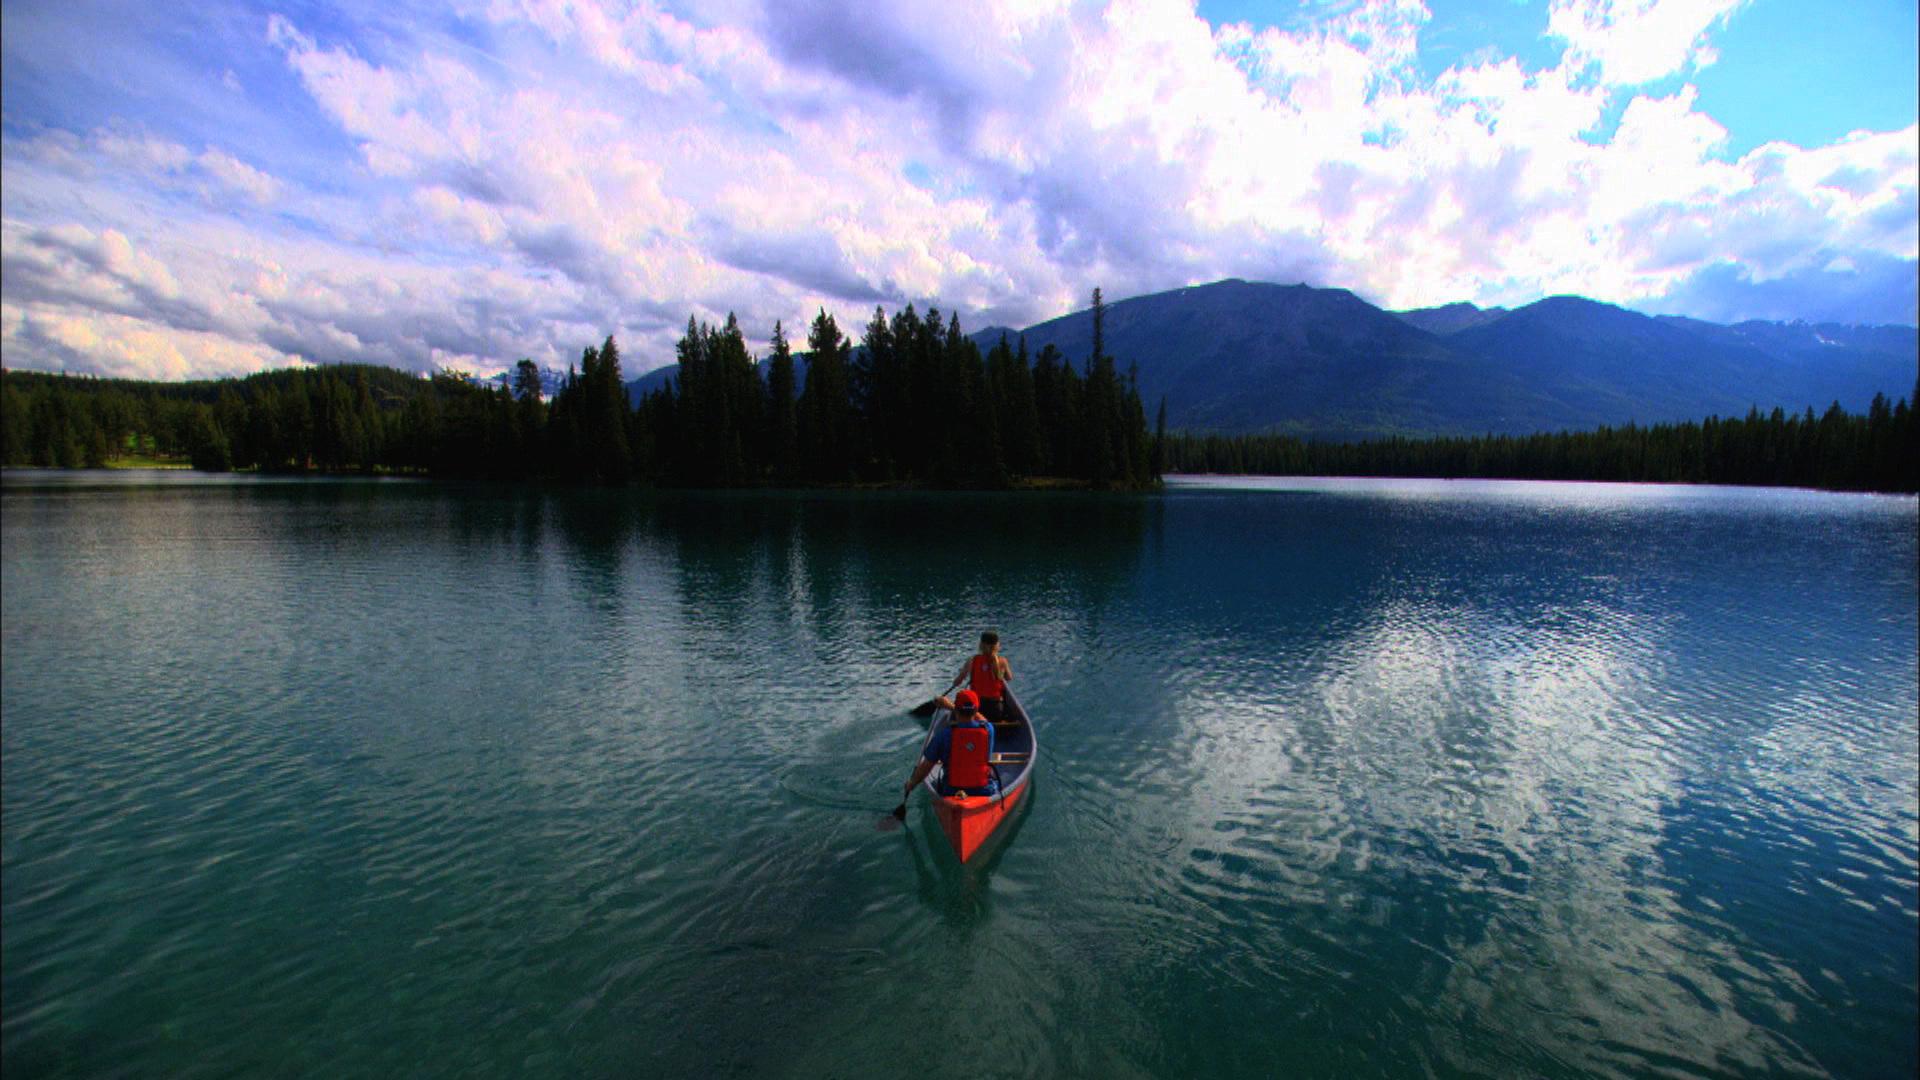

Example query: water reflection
[4,475,1913,1079]
[903,782,1037,927]
[1117,481,1917,1076]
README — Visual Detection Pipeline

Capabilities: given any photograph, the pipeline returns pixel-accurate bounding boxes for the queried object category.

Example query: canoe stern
[932,783,1027,862]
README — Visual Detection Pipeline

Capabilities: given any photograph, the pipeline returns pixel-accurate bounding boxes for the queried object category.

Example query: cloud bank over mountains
[1,0,1914,380]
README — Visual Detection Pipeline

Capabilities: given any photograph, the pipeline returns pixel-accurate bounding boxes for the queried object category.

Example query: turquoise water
[3,471,1915,1079]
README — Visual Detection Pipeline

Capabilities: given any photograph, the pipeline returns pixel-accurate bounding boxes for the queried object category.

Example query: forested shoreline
[3,289,1914,493]
[1,290,1158,490]
[1166,392,1918,493]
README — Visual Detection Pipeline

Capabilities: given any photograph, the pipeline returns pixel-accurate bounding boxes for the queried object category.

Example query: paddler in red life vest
[948,631,1014,725]
[901,689,1000,798]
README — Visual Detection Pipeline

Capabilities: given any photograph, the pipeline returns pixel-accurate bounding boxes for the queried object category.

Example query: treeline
[0,365,439,472]
[0,289,1160,489]
[0,363,554,475]
[632,290,1154,488]
[1166,392,1919,494]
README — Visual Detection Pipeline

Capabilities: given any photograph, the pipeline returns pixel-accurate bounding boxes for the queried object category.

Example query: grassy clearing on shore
[106,454,193,469]
[1011,475,1106,490]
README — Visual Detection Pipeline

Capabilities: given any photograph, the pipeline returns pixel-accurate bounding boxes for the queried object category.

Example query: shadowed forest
[3,288,1914,493]
[1166,391,1918,494]
[3,288,1152,486]
[1,291,1157,491]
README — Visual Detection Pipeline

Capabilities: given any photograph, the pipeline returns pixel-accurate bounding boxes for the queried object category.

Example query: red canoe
[921,687,1038,862]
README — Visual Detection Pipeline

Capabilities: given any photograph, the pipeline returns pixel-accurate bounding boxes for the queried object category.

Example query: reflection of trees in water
[655,494,802,641]
[546,490,652,619]
[766,492,1159,659]
[536,491,1160,680]
[241,477,407,540]
[507,489,547,562]
[274,486,1155,676]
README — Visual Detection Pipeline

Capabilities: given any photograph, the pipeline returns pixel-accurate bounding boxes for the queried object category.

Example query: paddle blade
[909,699,940,719]
[877,802,907,831]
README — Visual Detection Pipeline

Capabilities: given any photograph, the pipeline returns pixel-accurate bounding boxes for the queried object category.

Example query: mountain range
[622,279,1917,439]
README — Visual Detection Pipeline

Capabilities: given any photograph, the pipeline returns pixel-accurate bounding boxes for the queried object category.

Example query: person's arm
[904,728,946,795]
[952,660,970,691]
[997,656,1012,683]
[903,757,936,796]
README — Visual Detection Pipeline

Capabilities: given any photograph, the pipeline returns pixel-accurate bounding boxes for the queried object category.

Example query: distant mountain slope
[620,279,1916,437]
[1392,302,1509,335]
[1652,315,1920,411]
[969,325,1021,347]
[1448,297,1917,430]
[625,355,803,406]
[626,363,678,402]
[1008,279,1517,437]
[1019,281,1914,436]
[1440,296,1773,430]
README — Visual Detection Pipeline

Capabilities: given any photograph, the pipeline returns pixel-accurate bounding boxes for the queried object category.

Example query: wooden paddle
[881,702,948,830]
[879,782,914,832]
[910,664,976,718]
[909,686,958,719]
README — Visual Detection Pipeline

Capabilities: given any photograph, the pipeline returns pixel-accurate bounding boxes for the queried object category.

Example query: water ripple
[4,478,1915,1078]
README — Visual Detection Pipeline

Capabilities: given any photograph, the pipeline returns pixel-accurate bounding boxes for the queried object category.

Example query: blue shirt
[923,718,995,771]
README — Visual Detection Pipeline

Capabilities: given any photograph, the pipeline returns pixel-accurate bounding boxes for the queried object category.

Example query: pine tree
[1151,396,1167,478]
[988,334,1041,477]
[799,309,854,482]
[513,359,543,404]
[768,321,799,484]
[859,305,900,479]
[894,297,933,474]
[1080,287,1118,487]
[669,319,706,483]
[706,313,758,484]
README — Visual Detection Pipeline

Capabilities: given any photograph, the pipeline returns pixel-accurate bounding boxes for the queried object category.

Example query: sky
[1,0,1914,381]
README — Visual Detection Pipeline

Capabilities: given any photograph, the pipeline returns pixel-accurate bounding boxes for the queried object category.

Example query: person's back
[904,689,999,798]
[958,631,1014,725]
[939,713,995,797]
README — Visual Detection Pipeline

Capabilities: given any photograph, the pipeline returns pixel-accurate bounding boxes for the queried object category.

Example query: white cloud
[1547,0,1750,86]
[0,188,607,379]
[196,149,283,204]
[2,0,1912,382]
[3,302,296,381]
[9,127,285,207]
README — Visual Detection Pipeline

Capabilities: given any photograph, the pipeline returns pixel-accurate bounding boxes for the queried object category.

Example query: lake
[3,471,1915,1079]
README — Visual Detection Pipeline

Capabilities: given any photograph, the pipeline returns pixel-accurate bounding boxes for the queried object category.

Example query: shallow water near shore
[3,471,1915,1078]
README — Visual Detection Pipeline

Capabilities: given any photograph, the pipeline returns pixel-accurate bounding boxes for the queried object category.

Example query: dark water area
[3,471,1915,1078]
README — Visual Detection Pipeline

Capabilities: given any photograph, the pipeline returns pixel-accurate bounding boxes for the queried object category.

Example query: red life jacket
[946,721,992,789]
[969,654,1005,700]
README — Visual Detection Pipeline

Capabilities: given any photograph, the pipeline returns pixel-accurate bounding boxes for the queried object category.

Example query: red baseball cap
[954,690,980,711]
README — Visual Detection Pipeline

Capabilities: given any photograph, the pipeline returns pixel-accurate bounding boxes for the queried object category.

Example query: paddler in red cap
[901,689,999,798]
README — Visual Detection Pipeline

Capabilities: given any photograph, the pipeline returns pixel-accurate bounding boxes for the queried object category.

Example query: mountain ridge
[624,279,1917,438]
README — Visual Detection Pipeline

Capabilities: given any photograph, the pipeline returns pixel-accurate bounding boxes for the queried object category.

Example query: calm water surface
[3,471,1915,1078]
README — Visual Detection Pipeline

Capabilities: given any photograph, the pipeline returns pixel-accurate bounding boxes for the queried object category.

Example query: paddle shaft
[893,697,949,818]
[910,677,966,719]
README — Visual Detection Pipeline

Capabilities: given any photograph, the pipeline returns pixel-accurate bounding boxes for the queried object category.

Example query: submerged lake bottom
[3,471,1916,1078]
